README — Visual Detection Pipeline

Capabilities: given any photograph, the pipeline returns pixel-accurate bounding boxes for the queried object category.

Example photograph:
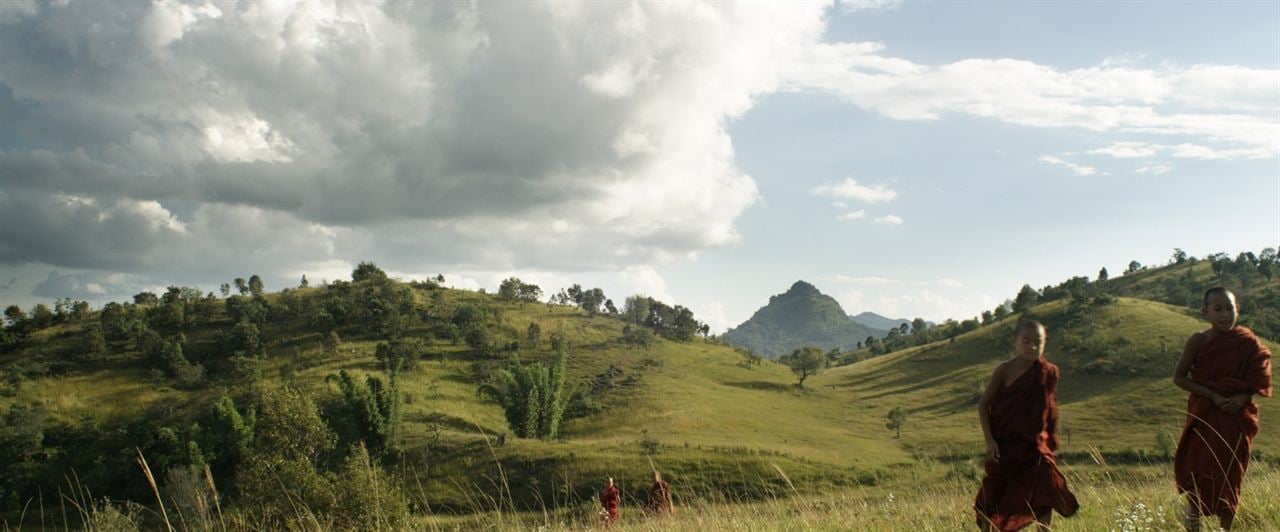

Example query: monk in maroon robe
[644,470,674,516]
[975,320,1078,531]
[599,477,620,526]
[1173,288,1272,531]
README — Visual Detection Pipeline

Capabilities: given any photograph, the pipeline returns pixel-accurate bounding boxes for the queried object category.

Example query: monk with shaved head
[1173,288,1272,531]
[974,319,1078,531]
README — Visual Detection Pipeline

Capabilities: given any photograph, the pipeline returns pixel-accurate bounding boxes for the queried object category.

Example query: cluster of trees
[550,284,616,314]
[498,278,543,304]
[0,382,407,526]
[621,295,709,342]
[479,348,570,440]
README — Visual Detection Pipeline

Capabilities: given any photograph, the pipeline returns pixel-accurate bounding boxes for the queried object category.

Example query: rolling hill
[1,256,1276,526]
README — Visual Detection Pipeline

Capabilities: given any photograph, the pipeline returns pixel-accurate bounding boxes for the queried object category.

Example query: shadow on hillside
[406,411,494,434]
[722,380,796,392]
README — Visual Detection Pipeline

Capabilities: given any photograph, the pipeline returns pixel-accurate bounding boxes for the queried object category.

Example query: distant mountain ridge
[850,311,910,331]
[722,281,888,358]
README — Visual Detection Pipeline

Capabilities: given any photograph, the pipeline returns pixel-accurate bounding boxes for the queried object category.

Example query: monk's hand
[1221,394,1251,413]
[985,441,1000,463]
[1211,393,1230,409]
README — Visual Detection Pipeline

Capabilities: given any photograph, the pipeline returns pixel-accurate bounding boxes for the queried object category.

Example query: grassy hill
[1,258,1277,528]
[816,297,1278,461]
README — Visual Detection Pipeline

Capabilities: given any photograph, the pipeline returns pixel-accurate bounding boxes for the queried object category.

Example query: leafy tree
[1097,267,1109,282]
[623,295,651,324]
[479,348,570,439]
[526,322,541,349]
[621,324,654,348]
[464,326,490,353]
[248,275,265,298]
[993,303,1011,321]
[3,304,25,328]
[236,387,336,521]
[204,395,255,482]
[1012,284,1040,313]
[233,278,248,295]
[981,310,994,325]
[70,300,90,321]
[219,283,231,298]
[1260,248,1277,280]
[83,322,109,360]
[781,346,824,387]
[227,319,262,356]
[604,299,618,315]
[332,369,402,455]
[885,407,907,439]
[1125,260,1142,275]
[580,288,606,314]
[910,318,928,336]
[499,278,544,305]
[323,330,342,357]
[1172,248,1187,264]
[351,261,389,284]
[300,275,310,289]
[134,291,159,306]
[29,304,53,329]
[452,304,487,332]
[374,338,421,371]
[498,277,523,300]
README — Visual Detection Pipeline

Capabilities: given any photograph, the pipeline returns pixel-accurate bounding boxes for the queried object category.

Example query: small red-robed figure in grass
[975,319,1079,531]
[1173,287,1272,532]
[599,477,620,526]
[644,470,674,516]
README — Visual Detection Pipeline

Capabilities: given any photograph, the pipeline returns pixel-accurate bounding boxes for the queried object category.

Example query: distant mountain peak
[725,281,889,358]
[786,280,819,295]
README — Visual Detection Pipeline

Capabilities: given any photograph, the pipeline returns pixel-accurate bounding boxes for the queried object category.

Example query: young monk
[975,319,1079,531]
[599,477,620,526]
[644,469,674,516]
[1173,287,1272,531]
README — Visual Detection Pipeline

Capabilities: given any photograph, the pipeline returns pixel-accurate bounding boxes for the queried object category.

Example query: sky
[0,0,1277,333]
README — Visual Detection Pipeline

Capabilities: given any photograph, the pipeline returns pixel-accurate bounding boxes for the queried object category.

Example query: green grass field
[2,260,1277,529]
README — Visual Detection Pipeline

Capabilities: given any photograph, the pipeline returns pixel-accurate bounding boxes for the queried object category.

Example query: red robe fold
[599,484,620,524]
[975,359,1079,531]
[645,479,673,515]
[1174,326,1273,519]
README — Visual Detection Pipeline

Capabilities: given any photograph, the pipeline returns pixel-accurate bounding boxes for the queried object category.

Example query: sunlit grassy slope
[3,279,1276,515]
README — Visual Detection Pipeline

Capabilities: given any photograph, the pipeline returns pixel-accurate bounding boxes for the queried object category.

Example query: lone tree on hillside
[885,407,907,439]
[1012,284,1039,313]
[781,346,825,387]
[1097,267,1108,282]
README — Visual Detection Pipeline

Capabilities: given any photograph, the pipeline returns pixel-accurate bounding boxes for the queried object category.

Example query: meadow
[1,255,1276,530]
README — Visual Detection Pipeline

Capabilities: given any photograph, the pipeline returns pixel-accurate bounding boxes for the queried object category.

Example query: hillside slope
[815,297,1279,459]
[1,275,1276,519]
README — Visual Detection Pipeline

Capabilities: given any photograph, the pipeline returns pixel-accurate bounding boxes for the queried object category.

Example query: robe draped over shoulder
[975,359,1079,531]
[1174,326,1272,518]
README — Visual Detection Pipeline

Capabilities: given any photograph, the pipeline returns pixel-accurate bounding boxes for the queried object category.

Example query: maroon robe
[645,479,673,515]
[975,358,1079,531]
[1174,326,1272,518]
[599,484,620,524]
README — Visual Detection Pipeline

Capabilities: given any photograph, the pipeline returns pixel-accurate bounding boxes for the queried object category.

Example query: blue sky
[0,0,1276,331]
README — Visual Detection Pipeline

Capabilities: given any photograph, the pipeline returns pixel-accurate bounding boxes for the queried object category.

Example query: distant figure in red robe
[1173,288,1272,531]
[644,470,674,516]
[975,319,1079,531]
[599,477,620,526]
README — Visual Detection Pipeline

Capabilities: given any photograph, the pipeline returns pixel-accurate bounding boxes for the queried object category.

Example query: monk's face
[1202,292,1238,332]
[1014,326,1045,359]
